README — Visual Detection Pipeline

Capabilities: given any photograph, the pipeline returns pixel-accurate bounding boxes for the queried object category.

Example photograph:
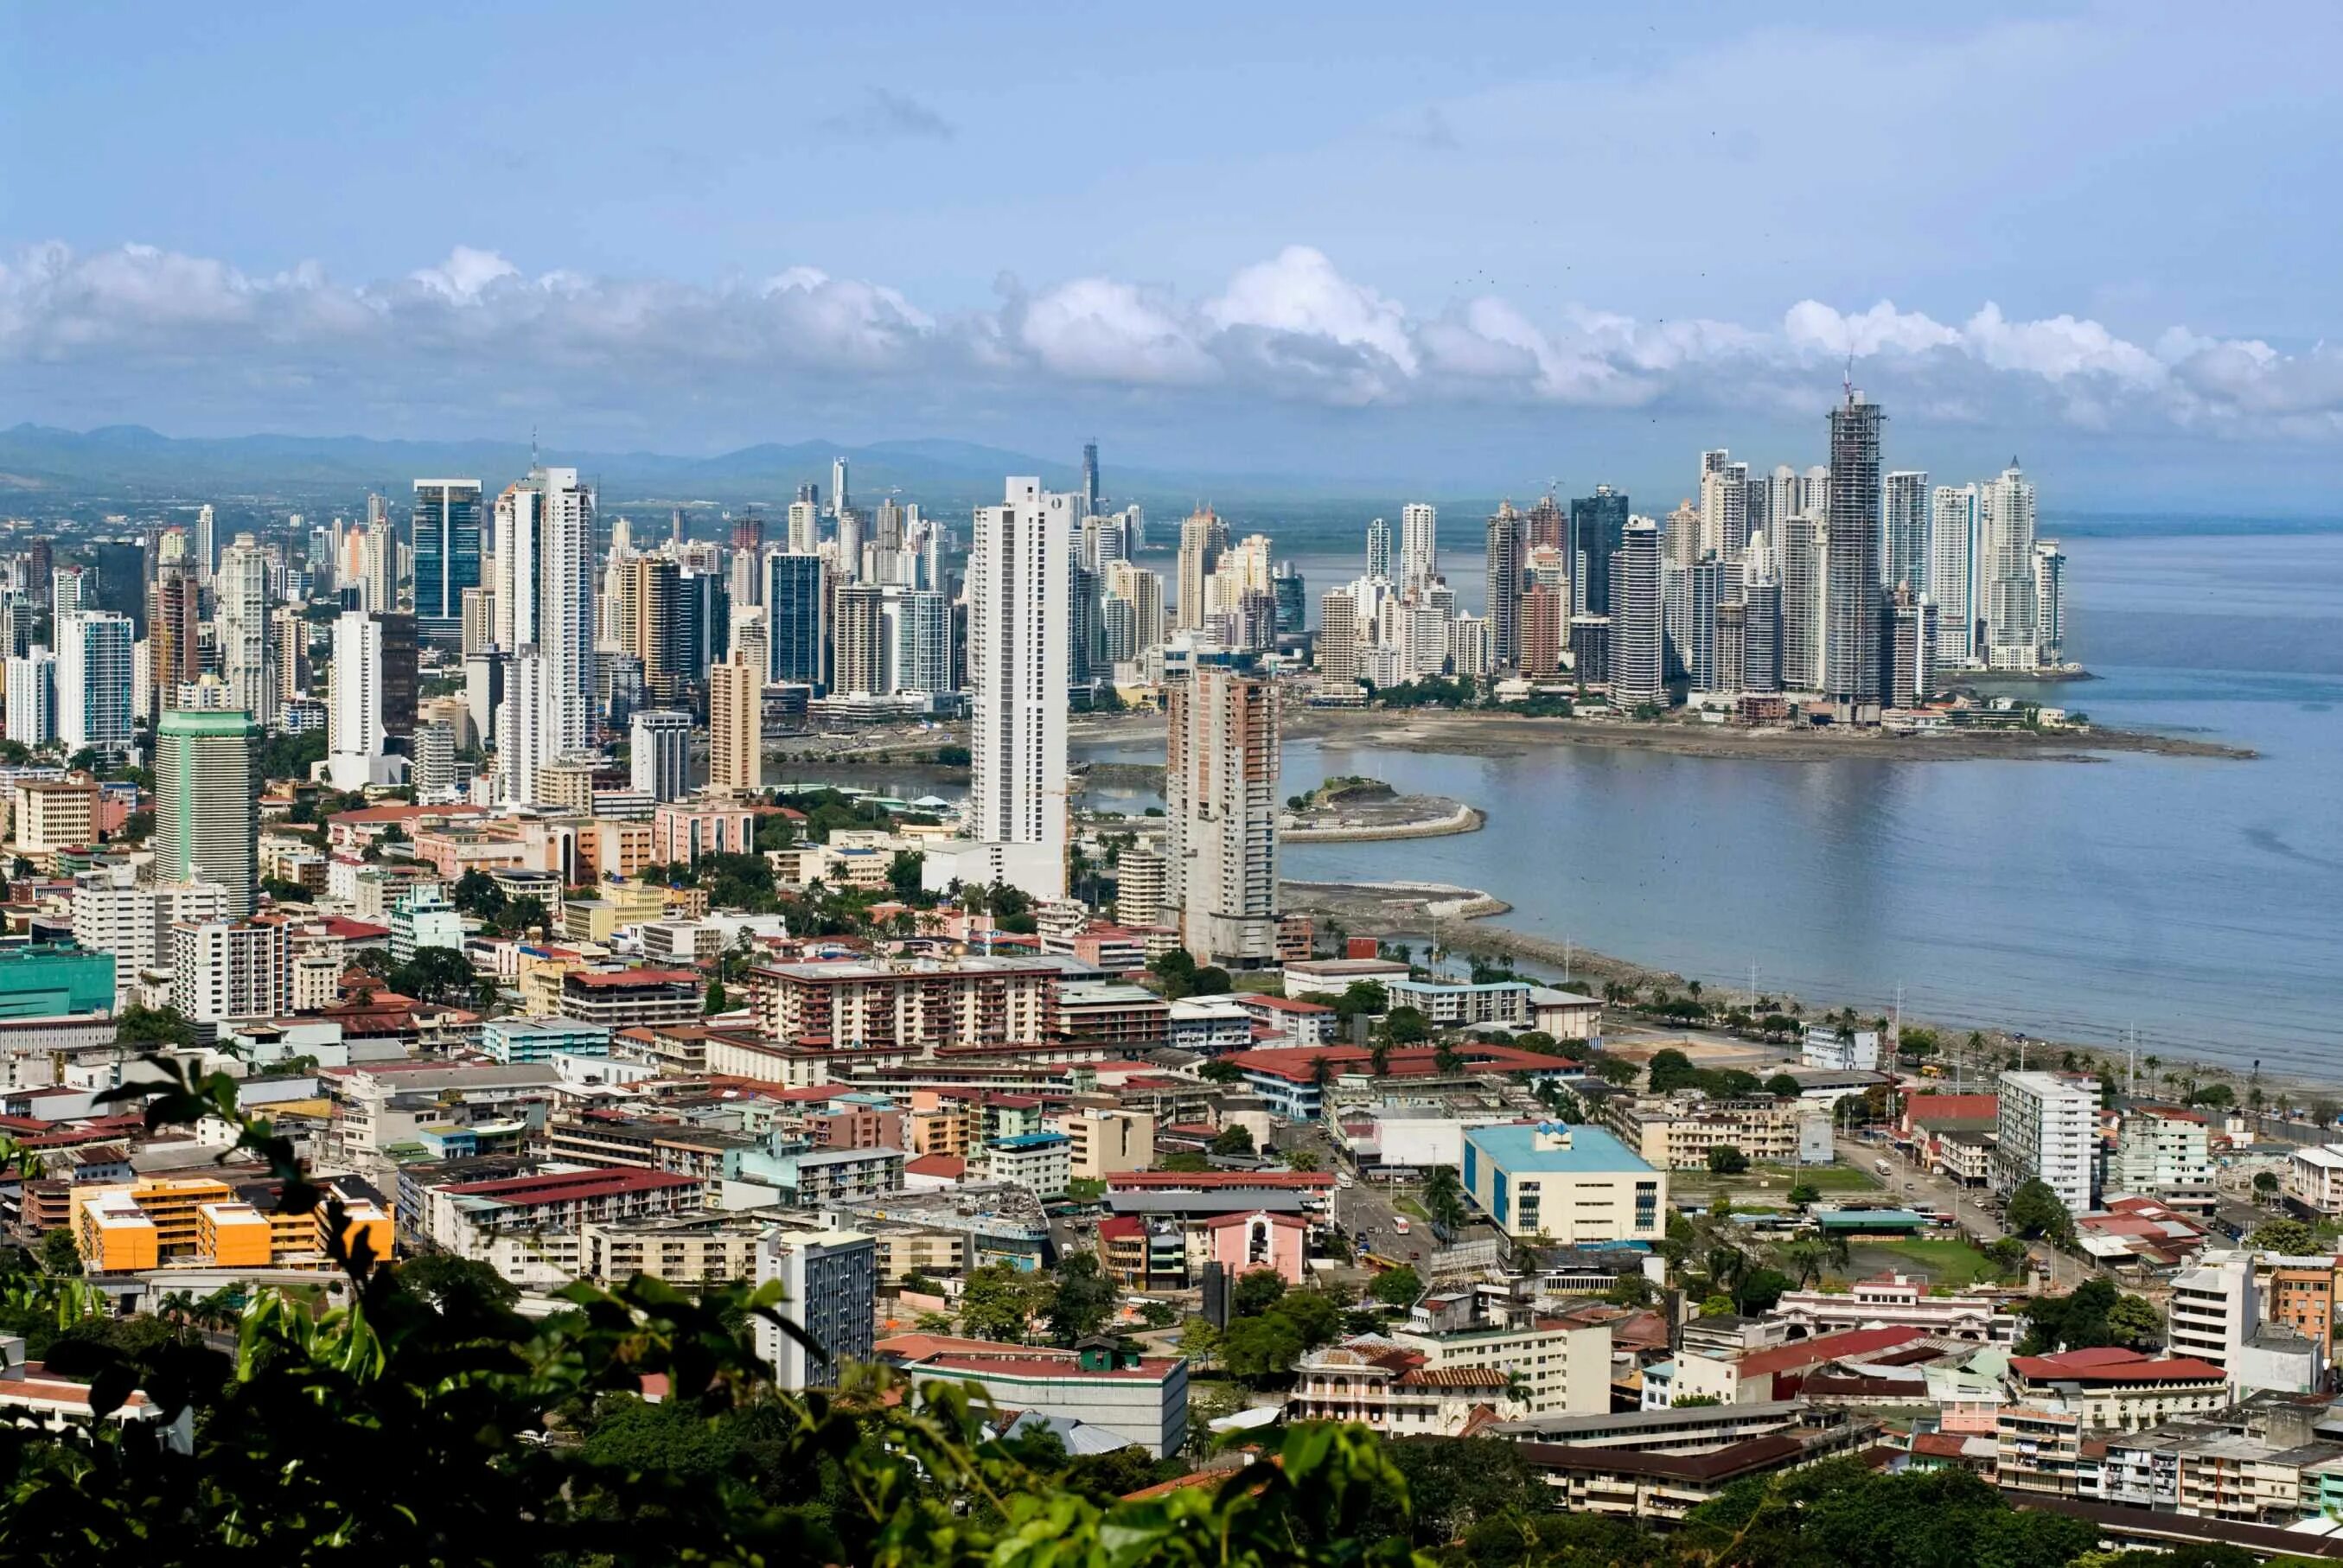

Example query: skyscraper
[1929,483,1982,666]
[1176,507,1227,633]
[217,532,275,727]
[494,480,542,652]
[412,479,484,643]
[327,612,385,789]
[1165,649,1280,967]
[1484,502,1524,671]
[149,566,200,719]
[884,587,951,696]
[1881,470,1931,594]
[194,504,216,583]
[1607,518,1664,708]
[830,456,851,519]
[967,477,1071,901]
[619,556,686,705]
[1101,563,1165,665]
[1400,502,1438,590]
[832,583,887,697]
[631,710,693,802]
[1778,513,1828,692]
[1981,461,2040,664]
[1081,439,1101,515]
[1823,391,1886,722]
[1524,494,1567,553]
[1570,486,1630,619]
[1740,535,1783,695]
[708,651,762,794]
[5,648,54,746]
[155,709,261,917]
[56,611,134,750]
[763,552,827,689]
[1365,516,1392,580]
[538,465,597,760]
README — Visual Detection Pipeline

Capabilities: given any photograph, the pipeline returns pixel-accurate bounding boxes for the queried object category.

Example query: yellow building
[559,881,671,945]
[1065,1108,1156,1181]
[708,651,763,794]
[74,1176,393,1273]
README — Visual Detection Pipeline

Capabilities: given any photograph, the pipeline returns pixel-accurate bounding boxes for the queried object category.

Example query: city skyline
[7,7,2343,506]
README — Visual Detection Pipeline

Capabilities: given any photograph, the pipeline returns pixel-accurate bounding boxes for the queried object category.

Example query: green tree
[1764,1073,1802,1098]
[704,978,729,1015]
[1044,1252,1119,1346]
[1705,1144,1750,1176]
[37,1228,78,1275]
[1191,966,1234,998]
[114,1004,195,1049]
[1645,1048,1697,1093]
[886,850,924,896]
[1219,1310,1305,1384]
[387,946,478,1004]
[956,1264,1044,1342]
[1786,1182,1821,1208]
[1369,1265,1423,1309]
[1210,1124,1257,1157]
[2253,1170,2281,1204]
[2249,1217,2319,1255]
[392,1252,521,1315]
[2005,1177,2076,1246]
[1198,1058,1245,1085]
[1381,1007,1432,1047]
[1232,1268,1289,1319]
[2105,1292,2164,1348]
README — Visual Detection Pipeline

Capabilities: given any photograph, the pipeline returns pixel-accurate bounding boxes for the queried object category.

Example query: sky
[4,1,2343,507]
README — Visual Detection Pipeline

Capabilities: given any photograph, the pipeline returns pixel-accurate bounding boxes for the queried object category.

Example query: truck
[1874,1158,1893,1177]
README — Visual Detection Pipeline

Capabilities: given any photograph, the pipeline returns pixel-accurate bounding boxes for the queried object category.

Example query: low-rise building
[980,1131,1070,1199]
[1512,1414,1878,1522]
[1460,1122,1666,1245]
[1288,1341,1527,1437]
[2005,1347,2231,1431]
[1230,992,1337,1046]
[558,968,705,1031]
[1054,982,1170,1052]
[1384,978,1535,1029]
[2110,1106,2218,1213]
[482,1017,611,1065]
[1772,1272,2017,1342]
[1062,1108,1154,1182]
[2286,1145,2343,1218]
[1609,1092,1830,1170]
[1389,1297,1612,1416]
[875,1332,1188,1456]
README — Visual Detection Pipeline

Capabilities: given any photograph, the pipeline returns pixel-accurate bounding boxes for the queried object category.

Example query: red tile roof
[904,1154,966,1180]
[1097,1215,1145,1242]
[1239,994,1335,1014]
[1733,1326,1926,1378]
[2008,1348,2227,1385]
[443,1168,701,1204]
[1901,1094,1999,1124]
[1910,1431,1972,1459]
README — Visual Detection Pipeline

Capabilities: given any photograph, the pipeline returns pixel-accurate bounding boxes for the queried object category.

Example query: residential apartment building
[556,968,705,1030]
[170,918,292,1023]
[1385,977,1533,1029]
[1389,1299,1613,1416]
[2167,1255,2257,1380]
[75,1175,391,1273]
[1063,1109,1155,1182]
[578,1211,770,1288]
[2285,1145,2343,1217]
[1610,1093,1831,1170]
[2109,1106,2218,1212]
[980,1131,1071,1199]
[1287,1342,1527,1437]
[1993,1070,2097,1214]
[745,957,1057,1049]
[2005,1347,2231,1431]
[755,1222,878,1390]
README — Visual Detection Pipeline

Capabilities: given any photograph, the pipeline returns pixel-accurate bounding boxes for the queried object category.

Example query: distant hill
[0,424,1352,510]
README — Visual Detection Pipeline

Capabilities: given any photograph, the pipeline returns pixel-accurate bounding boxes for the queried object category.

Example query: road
[1276,1121,1434,1272]
[1844,1131,2095,1291]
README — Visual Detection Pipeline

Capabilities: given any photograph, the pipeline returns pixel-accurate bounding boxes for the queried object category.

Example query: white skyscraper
[1400,502,1438,590]
[1930,483,1982,666]
[538,466,597,760]
[495,481,542,652]
[194,503,216,583]
[1980,462,2040,665]
[496,647,553,804]
[1365,516,1392,580]
[5,647,55,747]
[362,499,393,613]
[965,477,1070,900]
[326,611,391,789]
[55,611,134,751]
[217,532,276,727]
[787,498,820,555]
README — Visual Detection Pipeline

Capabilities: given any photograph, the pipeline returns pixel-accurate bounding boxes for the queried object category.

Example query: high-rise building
[494,480,541,652]
[1081,439,1101,516]
[1778,514,1827,692]
[786,499,819,556]
[216,533,275,727]
[1684,558,1723,692]
[1400,502,1438,590]
[171,917,290,1023]
[461,586,495,657]
[1929,484,1982,666]
[754,1227,876,1392]
[830,456,851,519]
[1520,585,1567,677]
[2033,539,2066,666]
[1524,494,1567,553]
[1607,518,1664,708]
[1981,461,2040,666]
[5,648,55,746]
[1165,649,1280,967]
[832,583,887,697]
[1484,502,1524,671]
[1697,465,1748,567]
[883,587,950,696]
[379,611,418,745]
[707,650,762,794]
[1740,538,1783,695]
[1881,470,1931,594]
[155,709,262,916]
[51,566,86,616]
[1823,391,1886,722]
[1175,507,1227,633]
[763,552,827,689]
[411,720,458,804]
[967,478,1071,901]
[149,566,201,719]
[56,611,134,751]
[194,504,216,583]
[539,466,597,761]
[412,480,484,644]
[1885,583,1937,708]
[326,611,387,789]
[1365,516,1392,581]
[1101,563,1165,665]
[619,556,686,705]
[495,648,550,804]
[1270,562,1306,641]
[1570,487,1630,619]
[1994,1070,2098,1215]
[1317,589,1360,686]
[631,709,693,801]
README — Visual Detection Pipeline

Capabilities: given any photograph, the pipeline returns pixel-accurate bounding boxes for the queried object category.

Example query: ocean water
[1091,528,2343,1076]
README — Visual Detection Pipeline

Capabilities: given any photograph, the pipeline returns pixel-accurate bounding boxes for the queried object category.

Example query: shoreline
[1284,800,1485,843]
[1276,878,2342,1105]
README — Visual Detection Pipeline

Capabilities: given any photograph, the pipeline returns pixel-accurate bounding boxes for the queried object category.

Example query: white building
[216,533,276,727]
[72,878,228,1003]
[629,709,692,802]
[752,1223,877,1391]
[2167,1254,2257,1382]
[411,721,457,805]
[1400,502,1438,590]
[326,611,397,789]
[2287,1145,2343,1217]
[538,465,598,762]
[55,611,135,752]
[1992,1070,2097,1214]
[965,477,1070,901]
[980,1132,1071,1200]
[171,918,292,1024]
[388,883,466,964]
[2109,1107,2217,1211]
[1800,1023,1880,1071]
[5,648,55,747]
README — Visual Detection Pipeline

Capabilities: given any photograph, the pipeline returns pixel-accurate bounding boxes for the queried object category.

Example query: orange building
[73,1176,393,1273]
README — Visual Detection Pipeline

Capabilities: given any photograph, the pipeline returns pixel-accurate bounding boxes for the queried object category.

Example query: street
[1842,1130,2093,1291]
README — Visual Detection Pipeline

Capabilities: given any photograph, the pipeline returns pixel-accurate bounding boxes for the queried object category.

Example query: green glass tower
[155,709,262,916]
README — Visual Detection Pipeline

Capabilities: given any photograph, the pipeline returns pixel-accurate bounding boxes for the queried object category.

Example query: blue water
[1090,529,2343,1077]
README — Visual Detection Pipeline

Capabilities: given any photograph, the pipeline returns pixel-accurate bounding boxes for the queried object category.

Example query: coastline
[1277,879,2343,1106]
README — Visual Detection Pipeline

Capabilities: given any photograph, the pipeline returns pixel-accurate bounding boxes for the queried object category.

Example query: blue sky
[4,2,2342,506]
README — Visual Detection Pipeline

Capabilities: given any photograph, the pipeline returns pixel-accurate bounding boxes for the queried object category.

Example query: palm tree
[1369,1041,1390,1078]
[1424,1166,1467,1231]
[1778,1238,1827,1290]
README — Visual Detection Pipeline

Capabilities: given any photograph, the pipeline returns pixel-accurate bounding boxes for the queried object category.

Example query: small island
[1280,776,1485,841]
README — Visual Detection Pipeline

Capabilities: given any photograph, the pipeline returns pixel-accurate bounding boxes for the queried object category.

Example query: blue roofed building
[1462,1122,1668,1244]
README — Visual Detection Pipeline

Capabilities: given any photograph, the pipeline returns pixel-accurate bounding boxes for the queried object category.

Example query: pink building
[654,802,757,865]
[1206,1210,1307,1285]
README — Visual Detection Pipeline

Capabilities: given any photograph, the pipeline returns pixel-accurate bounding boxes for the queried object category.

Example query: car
[1408,1250,1422,1261]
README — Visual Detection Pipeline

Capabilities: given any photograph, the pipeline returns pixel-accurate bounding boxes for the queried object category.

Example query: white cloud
[4,239,2342,440]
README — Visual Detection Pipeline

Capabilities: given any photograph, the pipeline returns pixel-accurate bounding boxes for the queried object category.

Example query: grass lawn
[1394,1195,1433,1222]
[1752,1163,1881,1192]
[1848,1237,2011,1290]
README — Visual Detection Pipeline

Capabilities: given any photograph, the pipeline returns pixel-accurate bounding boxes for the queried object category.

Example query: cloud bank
[4,239,2340,443]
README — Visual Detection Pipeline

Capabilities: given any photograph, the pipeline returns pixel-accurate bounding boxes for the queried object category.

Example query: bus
[1393,1217,1410,1235]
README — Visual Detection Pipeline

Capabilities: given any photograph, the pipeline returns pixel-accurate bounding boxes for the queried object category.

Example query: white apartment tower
[217,532,276,726]
[966,477,1071,901]
[630,709,693,802]
[327,611,386,788]
[56,610,135,751]
[1930,484,1982,666]
[1993,1070,2097,1216]
[1400,502,1438,590]
[1165,649,1282,967]
[538,466,597,761]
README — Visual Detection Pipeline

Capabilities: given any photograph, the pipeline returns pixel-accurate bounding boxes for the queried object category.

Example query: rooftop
[1463,1122,1657,1175]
